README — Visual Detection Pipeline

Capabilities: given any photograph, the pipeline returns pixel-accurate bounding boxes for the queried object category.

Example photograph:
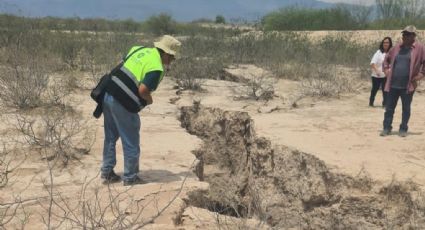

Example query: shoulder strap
[110,46,145,74]
[123,46,145,62]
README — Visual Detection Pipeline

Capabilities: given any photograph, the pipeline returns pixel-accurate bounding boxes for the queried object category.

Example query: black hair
[379,37,393,53]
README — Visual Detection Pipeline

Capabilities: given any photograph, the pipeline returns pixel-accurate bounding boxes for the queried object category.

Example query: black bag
[90,73,111,103]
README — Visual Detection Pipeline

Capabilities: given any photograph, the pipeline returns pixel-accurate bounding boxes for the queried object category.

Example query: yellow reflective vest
[105,46,164,113]
[122,46,164,84]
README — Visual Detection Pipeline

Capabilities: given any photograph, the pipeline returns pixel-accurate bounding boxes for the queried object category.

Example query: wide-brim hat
[402,25,417,35]
[154,35,181,56]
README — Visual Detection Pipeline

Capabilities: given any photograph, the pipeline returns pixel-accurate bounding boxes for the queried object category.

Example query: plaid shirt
[383,41,425,93]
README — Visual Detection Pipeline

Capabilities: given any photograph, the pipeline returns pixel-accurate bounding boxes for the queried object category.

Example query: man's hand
[383,69,391,77]
[412,73,424,88]
[412,73,424,82]
[138,84,153,105]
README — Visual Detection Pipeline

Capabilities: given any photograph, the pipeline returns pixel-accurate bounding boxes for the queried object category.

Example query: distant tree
[341,4,373,28]
[401,0,425,19]
[375,0,402,19]
[375,0,425,19]
[215,15,226,24]
[143,13,177,36]
[262,7,358,31]
[121,19,141,32]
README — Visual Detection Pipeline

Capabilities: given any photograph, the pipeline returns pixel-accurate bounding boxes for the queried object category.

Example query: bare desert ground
[1,33,425,228]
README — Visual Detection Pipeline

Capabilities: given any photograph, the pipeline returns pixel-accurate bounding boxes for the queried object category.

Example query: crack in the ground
[178,102,425,229]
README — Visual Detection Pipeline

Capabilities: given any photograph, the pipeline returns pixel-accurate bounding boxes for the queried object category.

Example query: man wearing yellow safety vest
[101,35,181,186]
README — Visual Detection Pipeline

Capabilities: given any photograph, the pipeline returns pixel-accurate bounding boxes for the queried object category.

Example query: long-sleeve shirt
[383,41,425,93]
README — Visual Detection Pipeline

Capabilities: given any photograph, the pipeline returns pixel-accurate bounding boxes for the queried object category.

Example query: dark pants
[383,88,414,132]
[369,77,387,106]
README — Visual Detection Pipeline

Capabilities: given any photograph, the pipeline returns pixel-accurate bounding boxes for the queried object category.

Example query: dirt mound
[179,102,425,229]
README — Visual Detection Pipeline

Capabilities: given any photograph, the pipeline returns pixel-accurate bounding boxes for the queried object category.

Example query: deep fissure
[178,102,425,228]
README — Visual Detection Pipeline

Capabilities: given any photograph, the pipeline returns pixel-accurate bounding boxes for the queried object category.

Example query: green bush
[215,15,226,24]
[143,13,178,36]
[262,7,360,31]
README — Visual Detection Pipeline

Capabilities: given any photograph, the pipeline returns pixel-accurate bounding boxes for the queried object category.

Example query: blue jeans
[101,92,140,182]
[383,88,414,132]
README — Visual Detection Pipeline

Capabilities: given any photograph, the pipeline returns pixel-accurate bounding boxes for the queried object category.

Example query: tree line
[263,0,425,31]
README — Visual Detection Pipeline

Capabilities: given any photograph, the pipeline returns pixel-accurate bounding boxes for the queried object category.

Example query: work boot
[398,130,408,137]
[101,170,121,184]
[123,176,147,186]
[380,129,391,136]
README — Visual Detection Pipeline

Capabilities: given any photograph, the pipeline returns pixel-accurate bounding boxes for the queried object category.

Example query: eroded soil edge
[178,102,425,229]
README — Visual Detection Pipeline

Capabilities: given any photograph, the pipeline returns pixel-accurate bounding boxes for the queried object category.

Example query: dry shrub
[171,57,211,91]
[410,190,425,227]
[378,179,424,228]
[300,65,359,98]
[244,74,275,101]
[0,29,75,109]
[0,199,28,229]
[34,161,193,229]
[351,166,374,192]
[0,144,28,228]
[15,106,94,166]
[43,74,76,107]
[0,55,49,109]
[0,145,23,189]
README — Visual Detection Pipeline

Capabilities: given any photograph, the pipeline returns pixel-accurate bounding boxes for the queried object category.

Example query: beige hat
[154,35,181,56]
[402,25,417,34]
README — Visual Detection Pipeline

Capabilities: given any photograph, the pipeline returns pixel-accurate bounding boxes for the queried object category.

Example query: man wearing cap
[101,35,181,185]
[381,26,425,137]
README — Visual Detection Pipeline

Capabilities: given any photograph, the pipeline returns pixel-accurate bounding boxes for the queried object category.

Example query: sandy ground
[0,77,205,228]
[1,63,425,228]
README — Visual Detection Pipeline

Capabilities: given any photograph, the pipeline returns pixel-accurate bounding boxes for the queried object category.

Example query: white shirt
[370,50,386,78]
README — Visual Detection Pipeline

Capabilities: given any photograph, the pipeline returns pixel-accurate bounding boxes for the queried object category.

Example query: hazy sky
[321,0,374,5]
[0,0,374,21]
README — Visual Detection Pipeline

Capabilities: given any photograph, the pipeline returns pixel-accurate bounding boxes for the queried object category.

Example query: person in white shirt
[369,37,393,107]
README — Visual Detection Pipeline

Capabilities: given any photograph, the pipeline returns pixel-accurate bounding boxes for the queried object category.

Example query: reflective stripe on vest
[111,75,141,107]
[120,65,139,87]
